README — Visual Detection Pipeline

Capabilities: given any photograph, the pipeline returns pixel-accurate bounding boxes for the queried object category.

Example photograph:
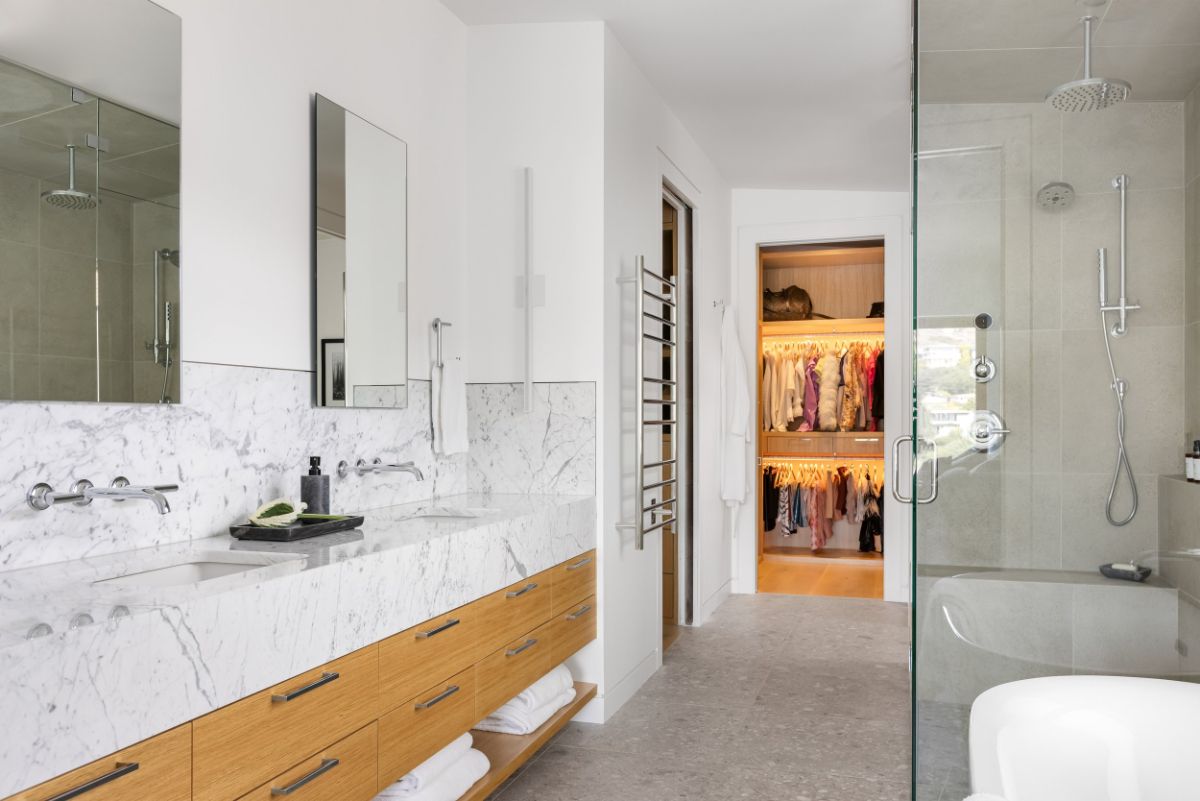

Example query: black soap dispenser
[301,456,330,515]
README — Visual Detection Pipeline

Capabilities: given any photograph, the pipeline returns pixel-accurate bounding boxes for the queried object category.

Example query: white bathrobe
[720,306,752,506]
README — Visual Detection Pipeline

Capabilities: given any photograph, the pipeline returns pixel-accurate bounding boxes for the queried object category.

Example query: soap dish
[230,514,365,542]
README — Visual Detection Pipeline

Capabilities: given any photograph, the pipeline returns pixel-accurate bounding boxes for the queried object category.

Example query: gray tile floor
[490,593,913,801]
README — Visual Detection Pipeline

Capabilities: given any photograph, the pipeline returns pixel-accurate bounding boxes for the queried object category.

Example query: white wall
[154,0,465,377]
[600,27,733,717]
[731,189,912,603]
[464,23,606,385]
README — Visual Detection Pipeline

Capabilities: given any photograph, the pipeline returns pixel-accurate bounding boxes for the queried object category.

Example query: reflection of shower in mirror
[147,247,181,404]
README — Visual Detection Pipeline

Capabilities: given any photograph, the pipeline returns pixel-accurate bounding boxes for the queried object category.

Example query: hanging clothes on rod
[762,335,884,435]
[761,458,885,552]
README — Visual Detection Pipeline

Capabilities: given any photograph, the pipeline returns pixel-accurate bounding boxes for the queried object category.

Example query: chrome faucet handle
[26,482,87,511]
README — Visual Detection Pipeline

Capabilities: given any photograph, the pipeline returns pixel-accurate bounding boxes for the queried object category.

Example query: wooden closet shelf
[764,431,882,439]
[761,317,884,338]
[460,682,598,801]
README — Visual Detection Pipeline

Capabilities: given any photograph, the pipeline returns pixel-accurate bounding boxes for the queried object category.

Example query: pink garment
[810,487,833,550]
[800,357,819,432]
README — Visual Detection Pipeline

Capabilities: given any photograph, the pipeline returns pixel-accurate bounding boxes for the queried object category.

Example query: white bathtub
[970,675,1200,801]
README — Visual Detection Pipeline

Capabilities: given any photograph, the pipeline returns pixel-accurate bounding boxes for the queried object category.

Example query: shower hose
[1100,309,1137,526]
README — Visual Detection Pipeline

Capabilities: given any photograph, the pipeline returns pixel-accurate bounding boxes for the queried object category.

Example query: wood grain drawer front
[836,432,884,456]
[379,602,480,714]
[6,723,191,801]
[476,619,554,720]
[551,550,596,616]
[553,596,597,665]
[378,667,477,787]
[193,644,379,801]
[476,568,553,660]
[236,723,378,801]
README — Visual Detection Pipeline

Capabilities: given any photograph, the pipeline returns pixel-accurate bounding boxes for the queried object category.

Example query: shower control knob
[961,410,1011,452]
[972,357,997,383]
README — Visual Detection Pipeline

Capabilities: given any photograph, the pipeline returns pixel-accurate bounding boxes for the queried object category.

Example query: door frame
[732,213,912,604]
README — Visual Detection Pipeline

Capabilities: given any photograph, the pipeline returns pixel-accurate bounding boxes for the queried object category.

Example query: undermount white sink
[93,551,306,589]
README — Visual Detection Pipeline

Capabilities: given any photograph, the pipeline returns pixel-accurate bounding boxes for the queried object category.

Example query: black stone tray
[229,514,365,542]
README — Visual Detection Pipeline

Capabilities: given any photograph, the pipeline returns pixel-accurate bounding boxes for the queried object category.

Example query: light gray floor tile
[490,594,918,800]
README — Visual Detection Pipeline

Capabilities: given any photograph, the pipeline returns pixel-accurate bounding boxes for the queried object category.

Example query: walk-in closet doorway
[733,213,911,605]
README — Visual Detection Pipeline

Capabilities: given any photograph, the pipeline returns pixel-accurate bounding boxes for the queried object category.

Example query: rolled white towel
[392,733,472,795]
[474,686,577,735]
[376,748,489,801]
[508,664,573,712]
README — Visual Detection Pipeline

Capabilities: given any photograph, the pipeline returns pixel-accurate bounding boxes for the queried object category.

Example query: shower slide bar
[616,255,680,551]
[1098,174,1140,337]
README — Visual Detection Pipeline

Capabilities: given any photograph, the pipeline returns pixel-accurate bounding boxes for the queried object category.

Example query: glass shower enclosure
[913,1,1200,799]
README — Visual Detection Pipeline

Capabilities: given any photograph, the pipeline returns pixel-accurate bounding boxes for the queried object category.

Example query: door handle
[892,434,939,504]
[891,435,914,503]
[917,436,939,505]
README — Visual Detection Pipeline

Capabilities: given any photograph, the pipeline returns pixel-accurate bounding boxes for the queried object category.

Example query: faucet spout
[81,479,178,515]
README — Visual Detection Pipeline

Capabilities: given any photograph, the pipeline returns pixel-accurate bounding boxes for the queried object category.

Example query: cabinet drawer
[835,432,884,456]
[193,644,378,801]
[476,619,554,719]
[6,724,190,801]
[378,667,477,788]
[552,596,597,665]
[476,568,553,660]
[380,600,481,714]
[236,723,378,801]
[551,550,596,616]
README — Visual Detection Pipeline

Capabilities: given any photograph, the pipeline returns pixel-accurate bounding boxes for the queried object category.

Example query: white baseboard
[693,579,731,626]
[572,647,661,724]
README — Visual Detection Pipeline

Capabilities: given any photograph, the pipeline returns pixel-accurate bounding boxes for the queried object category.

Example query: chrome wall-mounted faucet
[337,458,425,481]
[27,477,179,515]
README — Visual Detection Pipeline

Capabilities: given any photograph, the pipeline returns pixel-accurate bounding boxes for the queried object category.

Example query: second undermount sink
[93,551,307,589]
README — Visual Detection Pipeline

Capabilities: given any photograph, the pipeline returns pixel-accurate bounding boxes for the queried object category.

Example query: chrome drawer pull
[271,671,340,703]
[414,684,461,709]
[566,604,593,621]
[506,638,538,657]
[270,758,339,796]
[415,618,461,639]
[506,582,538,598]
[566,556,593,571]
[46,763,138,801]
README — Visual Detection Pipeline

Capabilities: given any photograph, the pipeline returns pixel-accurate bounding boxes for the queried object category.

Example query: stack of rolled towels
[375,733,489,801]
[474,664,577,736]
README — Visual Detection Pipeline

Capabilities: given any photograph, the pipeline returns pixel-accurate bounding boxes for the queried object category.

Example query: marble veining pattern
[0,493,595,796]
[0,364,595,571]
[468,382,596,495]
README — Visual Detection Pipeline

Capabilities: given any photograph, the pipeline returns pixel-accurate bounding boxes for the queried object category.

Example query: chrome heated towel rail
[619,255,679,551]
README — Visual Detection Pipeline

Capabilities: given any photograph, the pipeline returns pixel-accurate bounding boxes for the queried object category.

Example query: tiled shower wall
[0,165,180,403]
[919,101,1186,571]
[0,364,596,571]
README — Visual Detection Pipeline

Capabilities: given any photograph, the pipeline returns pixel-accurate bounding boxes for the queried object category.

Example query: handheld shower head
[1046,17,1131,112]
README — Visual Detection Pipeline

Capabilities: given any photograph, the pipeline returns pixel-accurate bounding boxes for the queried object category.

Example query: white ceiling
[440,0,912,191]
[919,0,1200,104]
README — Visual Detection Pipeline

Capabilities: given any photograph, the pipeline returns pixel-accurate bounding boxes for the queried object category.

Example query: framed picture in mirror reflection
[321,338,346,407]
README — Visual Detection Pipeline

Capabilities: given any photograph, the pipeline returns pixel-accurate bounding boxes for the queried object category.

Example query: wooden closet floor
[757,556,883,599]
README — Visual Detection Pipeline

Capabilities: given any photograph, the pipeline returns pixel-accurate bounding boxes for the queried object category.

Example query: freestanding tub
[970,675,1200,801]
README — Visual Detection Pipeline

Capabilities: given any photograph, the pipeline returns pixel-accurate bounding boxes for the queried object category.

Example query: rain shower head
[1046,16,1130,112]
[41,145,97,211]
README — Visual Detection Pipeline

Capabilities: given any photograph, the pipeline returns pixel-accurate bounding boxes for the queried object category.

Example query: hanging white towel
[432,358,469,456]
[375,748,490,801]
[474,687,577,735]
[391,733,472,795]
[720,306,752,506]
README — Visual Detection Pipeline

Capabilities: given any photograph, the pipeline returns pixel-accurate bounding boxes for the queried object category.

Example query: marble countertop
[0,492,596,796]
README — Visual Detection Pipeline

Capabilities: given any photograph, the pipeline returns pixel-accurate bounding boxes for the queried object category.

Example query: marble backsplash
[0,362,596,570]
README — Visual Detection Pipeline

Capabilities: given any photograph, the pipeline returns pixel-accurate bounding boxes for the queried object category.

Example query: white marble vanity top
[0,492,596,796]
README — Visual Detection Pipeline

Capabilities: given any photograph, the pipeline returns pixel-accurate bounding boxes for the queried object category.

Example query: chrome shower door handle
[891,435,914,503]
[892,434,939,504]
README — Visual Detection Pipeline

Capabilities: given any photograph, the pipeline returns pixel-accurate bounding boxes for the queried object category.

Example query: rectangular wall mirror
[0,0,181,404]
[313,95,409,409]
